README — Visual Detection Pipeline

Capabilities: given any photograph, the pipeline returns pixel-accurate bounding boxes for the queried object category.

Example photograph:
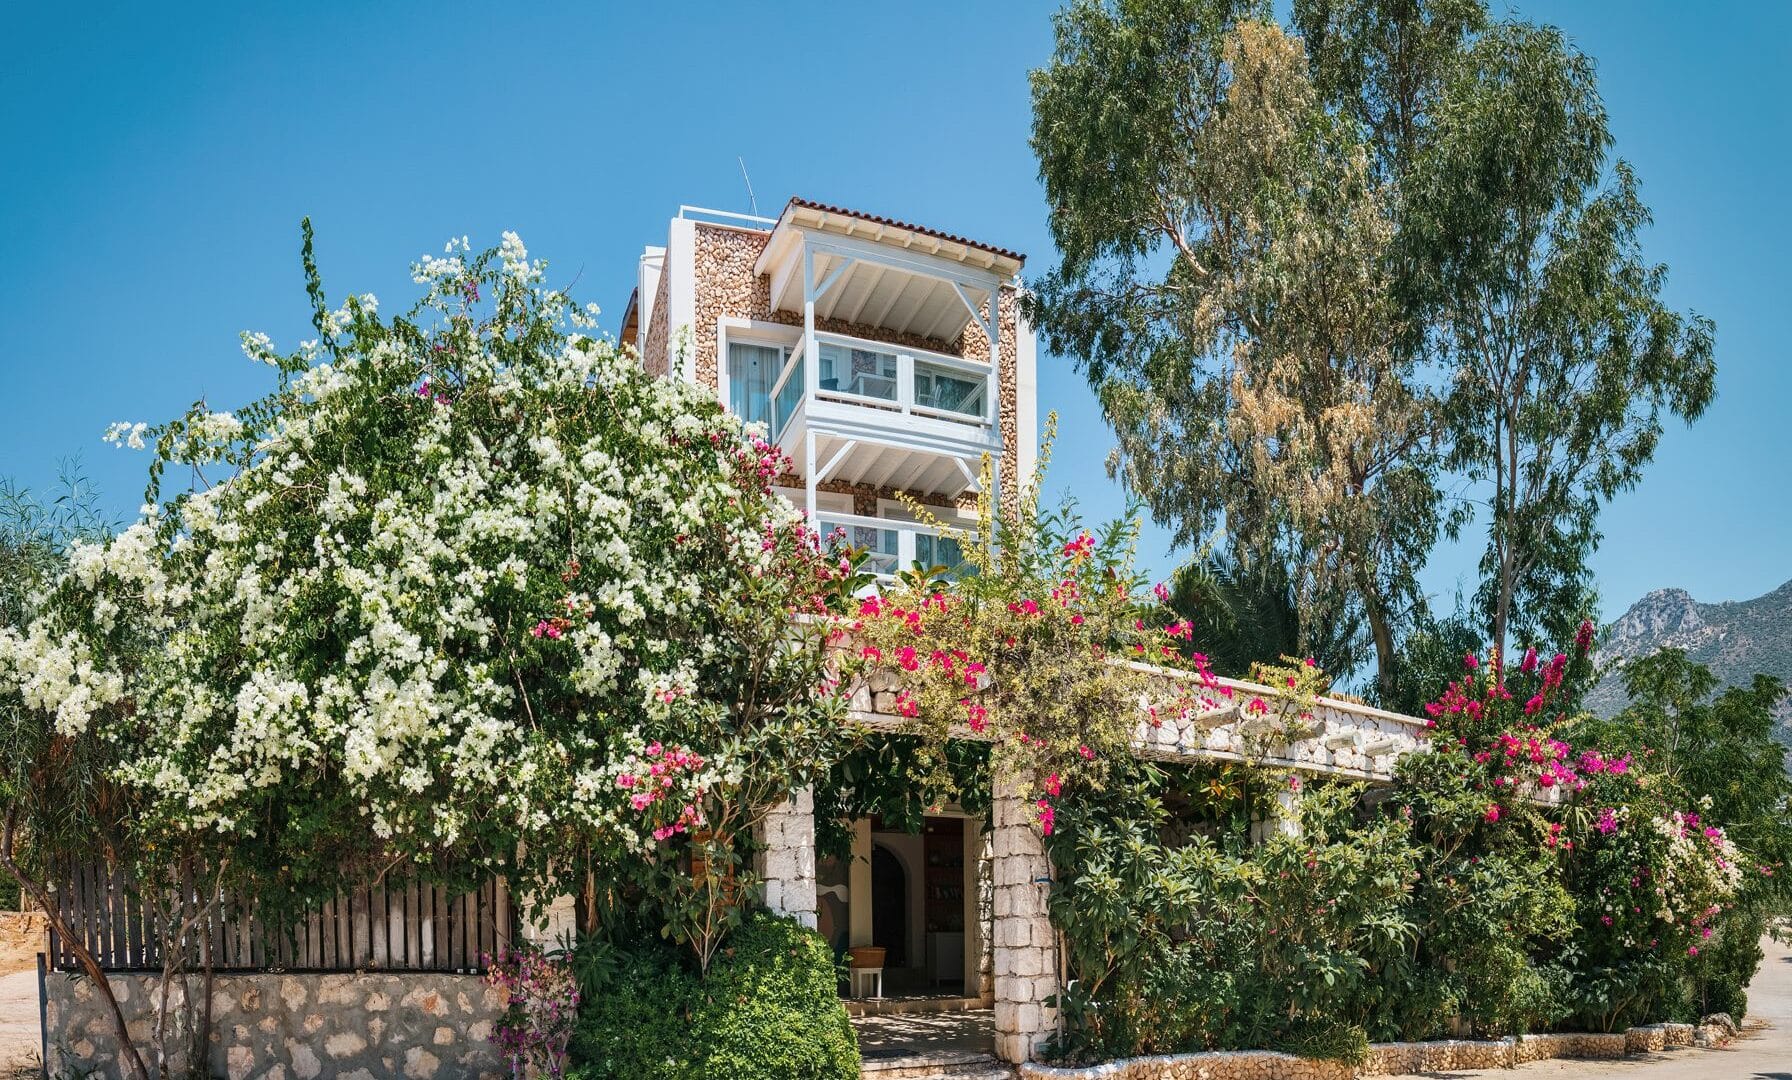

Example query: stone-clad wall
[642,258,672,378]
[755,787,819,928]
[45,971,506,1080]
[1015,1024,1697,1079]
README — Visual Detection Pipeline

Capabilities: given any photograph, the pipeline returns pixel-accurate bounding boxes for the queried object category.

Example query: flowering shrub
[1045,768,1421,1062]
[1404,625,1756,1031]
[0,225,857,972]
[486,947,581,1079]
[847,416,1290,832]
[1044,618,1783,1062]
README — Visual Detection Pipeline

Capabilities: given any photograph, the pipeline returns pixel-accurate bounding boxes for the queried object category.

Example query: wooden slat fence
[47,862,511,974]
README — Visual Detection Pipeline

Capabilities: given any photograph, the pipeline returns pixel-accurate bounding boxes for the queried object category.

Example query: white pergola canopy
[755,199,1023,345]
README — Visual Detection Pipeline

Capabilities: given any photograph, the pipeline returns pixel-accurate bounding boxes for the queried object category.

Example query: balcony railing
[816,511,968,580]
[769,331,996,443]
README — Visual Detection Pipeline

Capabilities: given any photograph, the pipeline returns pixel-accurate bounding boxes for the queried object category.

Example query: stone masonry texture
[44,970,506,1080]
[755,787,819,928]
[992,778,1058,1064]
[1014,1024,1697,1079]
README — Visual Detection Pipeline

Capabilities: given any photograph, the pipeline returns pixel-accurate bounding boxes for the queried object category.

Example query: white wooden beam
[816,440,858,484]
[803,247,820,401]
[870,274,911,329]
[870,451,906,492]
[950,281,995,345]
[813,255,856,301]
[844,264,887,324]
[804,429,818,524]
[952,456,981,492]
[770,254,803,316]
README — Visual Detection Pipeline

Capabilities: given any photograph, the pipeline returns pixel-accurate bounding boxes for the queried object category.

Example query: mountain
[1587,580,1792,751]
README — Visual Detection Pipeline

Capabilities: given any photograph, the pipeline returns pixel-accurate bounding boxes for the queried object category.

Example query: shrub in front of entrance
[570,913,858,1080]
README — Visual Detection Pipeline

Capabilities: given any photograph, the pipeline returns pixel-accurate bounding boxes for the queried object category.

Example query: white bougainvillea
[0,227,858,933]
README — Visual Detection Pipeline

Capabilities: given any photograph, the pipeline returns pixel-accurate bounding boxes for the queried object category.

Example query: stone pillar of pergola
[754,787,819,928]
[1250,785,1304,843]
[991,776,1059,1064]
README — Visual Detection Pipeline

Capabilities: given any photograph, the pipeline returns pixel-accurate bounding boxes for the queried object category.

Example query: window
[817,342,898,402]
[726,341,785,427]
[913,359,986,418]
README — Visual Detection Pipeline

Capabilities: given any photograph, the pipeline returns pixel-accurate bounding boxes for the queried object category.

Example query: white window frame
[716,318,801,432]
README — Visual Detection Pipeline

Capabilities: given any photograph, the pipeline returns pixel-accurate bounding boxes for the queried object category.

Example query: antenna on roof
[737,157,759,218]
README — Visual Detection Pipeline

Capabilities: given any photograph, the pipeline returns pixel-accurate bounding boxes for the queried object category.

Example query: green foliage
[849,416,1269,829]
[1030,0,1715,682]
[570,914,858,1080]
[0,227,866,980]
[1027,0,1447,696]
[1166,554,1363,679]
[1375,605,1483,716]
[0,466,131,909]
[814,734,990,864]
[1045,624,1780,1062]
[1404,20,1717,655]
[1044,766,1420,1063]
[1566,648,1792,1022]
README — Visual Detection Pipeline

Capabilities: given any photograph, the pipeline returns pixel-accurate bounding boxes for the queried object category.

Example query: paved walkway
[1384,934,1792,1080]
[0,969,38,1077]
[854,1007,995,1060]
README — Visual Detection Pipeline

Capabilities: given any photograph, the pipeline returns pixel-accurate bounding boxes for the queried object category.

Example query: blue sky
[1,0,1785,626]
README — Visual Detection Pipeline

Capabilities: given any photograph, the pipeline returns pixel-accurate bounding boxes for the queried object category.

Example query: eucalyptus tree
[1402,22,1717,657]
[1028,0,1443,694]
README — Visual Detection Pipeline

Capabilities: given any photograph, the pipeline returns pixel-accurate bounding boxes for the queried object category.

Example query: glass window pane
[772,352,803,438]
[914,360,985,418]
[727,343,783,427]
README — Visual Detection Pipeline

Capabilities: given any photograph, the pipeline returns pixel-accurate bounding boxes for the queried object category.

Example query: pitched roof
[783,196,1026,265]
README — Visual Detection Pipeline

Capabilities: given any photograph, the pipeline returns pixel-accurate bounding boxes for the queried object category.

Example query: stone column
[849,818,874,946]
[520,893,579,947]
[991,778,1059,1064]
[1250,786,1303,843]
[754,788,818,928]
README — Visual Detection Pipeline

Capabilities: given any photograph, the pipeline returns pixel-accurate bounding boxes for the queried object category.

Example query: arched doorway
[870,844,907,968]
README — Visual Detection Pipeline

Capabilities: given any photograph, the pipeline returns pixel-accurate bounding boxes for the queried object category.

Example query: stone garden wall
[44,970,506,1080]
[1016,1024,1696,1079]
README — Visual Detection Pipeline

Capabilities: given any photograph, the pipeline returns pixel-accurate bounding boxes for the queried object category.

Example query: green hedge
[571,913,858,1080]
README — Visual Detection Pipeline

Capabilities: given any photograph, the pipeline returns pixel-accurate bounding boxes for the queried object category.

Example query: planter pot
[848,946,886,970]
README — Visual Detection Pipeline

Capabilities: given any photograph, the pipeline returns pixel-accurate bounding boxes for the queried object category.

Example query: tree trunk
[1,806,151,1080]
[1367,602,1398,704]
[1493,550,1512,665]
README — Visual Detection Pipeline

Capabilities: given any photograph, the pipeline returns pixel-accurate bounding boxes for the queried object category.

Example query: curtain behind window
[727,342,783,427]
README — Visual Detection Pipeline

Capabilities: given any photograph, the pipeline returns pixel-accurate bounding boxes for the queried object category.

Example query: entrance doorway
[870,844,907,968]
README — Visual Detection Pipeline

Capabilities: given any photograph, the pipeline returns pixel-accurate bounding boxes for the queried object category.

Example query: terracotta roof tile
[785,196,1025,265]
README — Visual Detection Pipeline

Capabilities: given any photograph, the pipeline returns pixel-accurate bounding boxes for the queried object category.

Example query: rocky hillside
[1588,580,1792,750]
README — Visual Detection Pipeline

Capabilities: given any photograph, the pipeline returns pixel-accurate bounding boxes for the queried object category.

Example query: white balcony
[762,329,1001,498]
[735,199,1023,509]
[815,510,968,580]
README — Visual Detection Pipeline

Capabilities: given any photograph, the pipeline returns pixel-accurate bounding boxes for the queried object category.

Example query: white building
[621,198,1037,579]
